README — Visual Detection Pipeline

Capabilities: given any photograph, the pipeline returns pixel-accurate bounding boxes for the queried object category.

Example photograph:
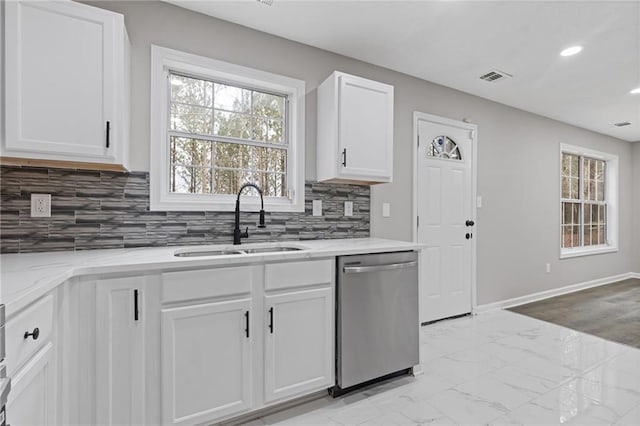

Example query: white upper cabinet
[3,0,130,168]
[317,71,394,184]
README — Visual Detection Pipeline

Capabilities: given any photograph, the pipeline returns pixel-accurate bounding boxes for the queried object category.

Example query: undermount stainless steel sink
[174,245,305,257]
[239,246,303,254]
[174,249,243,257]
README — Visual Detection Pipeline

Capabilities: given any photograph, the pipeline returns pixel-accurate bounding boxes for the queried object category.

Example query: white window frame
[559,143,619,259]
[150,45,305,212]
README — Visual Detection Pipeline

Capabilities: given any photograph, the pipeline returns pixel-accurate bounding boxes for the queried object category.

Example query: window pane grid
[169,135,287,197]
[561,152,608,250]
[168,71,289,198]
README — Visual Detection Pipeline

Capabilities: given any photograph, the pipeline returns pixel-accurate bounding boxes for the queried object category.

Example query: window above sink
[150,46,306,213]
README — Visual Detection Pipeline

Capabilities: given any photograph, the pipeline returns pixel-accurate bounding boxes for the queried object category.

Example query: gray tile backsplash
[0,166,370,253]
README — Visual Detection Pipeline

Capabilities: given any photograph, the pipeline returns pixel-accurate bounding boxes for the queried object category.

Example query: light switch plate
[31,193,51,217]
[477,196,483,208]
[344,201,353,217]
[382,203,391,217]
[312,200,322,216]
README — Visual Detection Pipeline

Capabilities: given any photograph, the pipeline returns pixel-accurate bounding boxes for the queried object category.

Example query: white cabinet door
[338,74,394,181]
[317,71,394,184]
[263,287,334,403]
[162,299,252,425]
[3,0,128,166]
[95,278,146,426]
[7,343,56,426]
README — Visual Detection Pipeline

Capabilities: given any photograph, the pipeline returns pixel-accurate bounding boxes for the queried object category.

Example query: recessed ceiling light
[631,87,640,94]
[560,46,583,57]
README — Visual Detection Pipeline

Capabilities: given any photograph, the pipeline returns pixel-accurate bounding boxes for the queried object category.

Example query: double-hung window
[150,46,305,212]
[560,144,618,258]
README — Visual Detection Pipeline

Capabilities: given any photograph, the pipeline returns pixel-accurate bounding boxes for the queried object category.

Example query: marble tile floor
[242,310,640,426]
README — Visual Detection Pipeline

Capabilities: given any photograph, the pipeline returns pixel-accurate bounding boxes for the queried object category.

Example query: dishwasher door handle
[343,261,417,274]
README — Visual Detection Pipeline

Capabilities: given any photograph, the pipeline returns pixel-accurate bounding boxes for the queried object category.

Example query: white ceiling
[166,0,640,142]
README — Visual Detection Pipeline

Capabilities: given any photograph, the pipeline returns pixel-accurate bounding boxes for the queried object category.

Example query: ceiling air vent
[614,122,631,127]
[479,69,513,82]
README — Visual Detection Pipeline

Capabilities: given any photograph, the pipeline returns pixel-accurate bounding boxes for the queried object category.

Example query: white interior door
[416,114,475,323]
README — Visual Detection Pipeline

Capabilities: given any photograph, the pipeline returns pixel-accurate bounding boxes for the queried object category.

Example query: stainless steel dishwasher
[331,251,419,396]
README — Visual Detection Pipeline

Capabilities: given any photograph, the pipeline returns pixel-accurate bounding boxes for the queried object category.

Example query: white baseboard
[474,272,637,314]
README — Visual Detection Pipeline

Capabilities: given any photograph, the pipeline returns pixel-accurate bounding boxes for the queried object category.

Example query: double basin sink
[174,245,305,258]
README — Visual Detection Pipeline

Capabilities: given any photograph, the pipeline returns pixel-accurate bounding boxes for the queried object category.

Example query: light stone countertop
[0,238,424,317]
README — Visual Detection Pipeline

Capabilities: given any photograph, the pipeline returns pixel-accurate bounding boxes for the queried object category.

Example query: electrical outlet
[344,201,353,217]
[31,194,51,217]
[546,263,551,273]
[312,200,322,216]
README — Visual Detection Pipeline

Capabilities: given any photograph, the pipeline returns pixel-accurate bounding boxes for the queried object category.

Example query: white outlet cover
[31,193,51,217]
[344,201,353,217]
[312,200,322,216]
[382,203,391,217]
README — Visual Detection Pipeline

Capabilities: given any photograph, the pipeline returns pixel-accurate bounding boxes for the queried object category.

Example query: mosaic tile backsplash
[0,166,370,253]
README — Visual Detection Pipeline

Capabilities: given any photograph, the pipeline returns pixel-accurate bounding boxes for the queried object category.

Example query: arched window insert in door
[427,136,462,160]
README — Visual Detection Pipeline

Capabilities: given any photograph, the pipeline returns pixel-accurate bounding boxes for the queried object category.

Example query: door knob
[465,233,472,240]
[466,220,475,227]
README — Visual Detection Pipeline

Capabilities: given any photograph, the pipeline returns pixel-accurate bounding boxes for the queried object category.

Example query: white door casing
[413,112,477,323]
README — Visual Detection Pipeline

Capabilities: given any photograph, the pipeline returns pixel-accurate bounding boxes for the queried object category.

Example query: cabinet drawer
[6,295,54,375]
[265,259,334,291]
[162,266,253,304]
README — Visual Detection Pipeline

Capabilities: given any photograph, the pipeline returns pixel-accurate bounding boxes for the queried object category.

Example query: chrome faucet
[234,183,266,245]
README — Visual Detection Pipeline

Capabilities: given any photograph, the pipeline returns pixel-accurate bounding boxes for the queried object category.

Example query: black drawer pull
[268,307,274,334]
[244,311,250,338]
[106,121,111,148]
[24,327,40,340]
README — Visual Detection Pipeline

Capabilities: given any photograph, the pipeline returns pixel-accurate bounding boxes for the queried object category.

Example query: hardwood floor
[509,278,640,349]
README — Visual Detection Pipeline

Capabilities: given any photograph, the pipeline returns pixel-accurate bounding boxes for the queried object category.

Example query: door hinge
[417,135,420,147]
[417,216,419,228]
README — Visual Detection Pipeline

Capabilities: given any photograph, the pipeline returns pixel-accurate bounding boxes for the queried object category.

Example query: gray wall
[88,1,636,305]
[634,143,640,273]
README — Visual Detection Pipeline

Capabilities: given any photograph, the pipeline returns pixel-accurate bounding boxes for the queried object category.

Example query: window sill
[560,245,619,259]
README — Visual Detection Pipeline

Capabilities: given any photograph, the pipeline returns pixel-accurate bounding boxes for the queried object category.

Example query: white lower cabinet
[161,298,253,425]
[95,277,146,426]
[19,258,335,426]
[7,343,56,426]
[264,287,334,403]
[159,258,335,425]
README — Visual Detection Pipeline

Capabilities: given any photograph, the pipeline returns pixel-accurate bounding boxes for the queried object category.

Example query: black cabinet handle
[268,307,274,334]
[466,220,475,227]
[134,289,139,321]
[342,148,347,167]
[244,311,250,338]
[24,327,40,340]
[106,121,111,148]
